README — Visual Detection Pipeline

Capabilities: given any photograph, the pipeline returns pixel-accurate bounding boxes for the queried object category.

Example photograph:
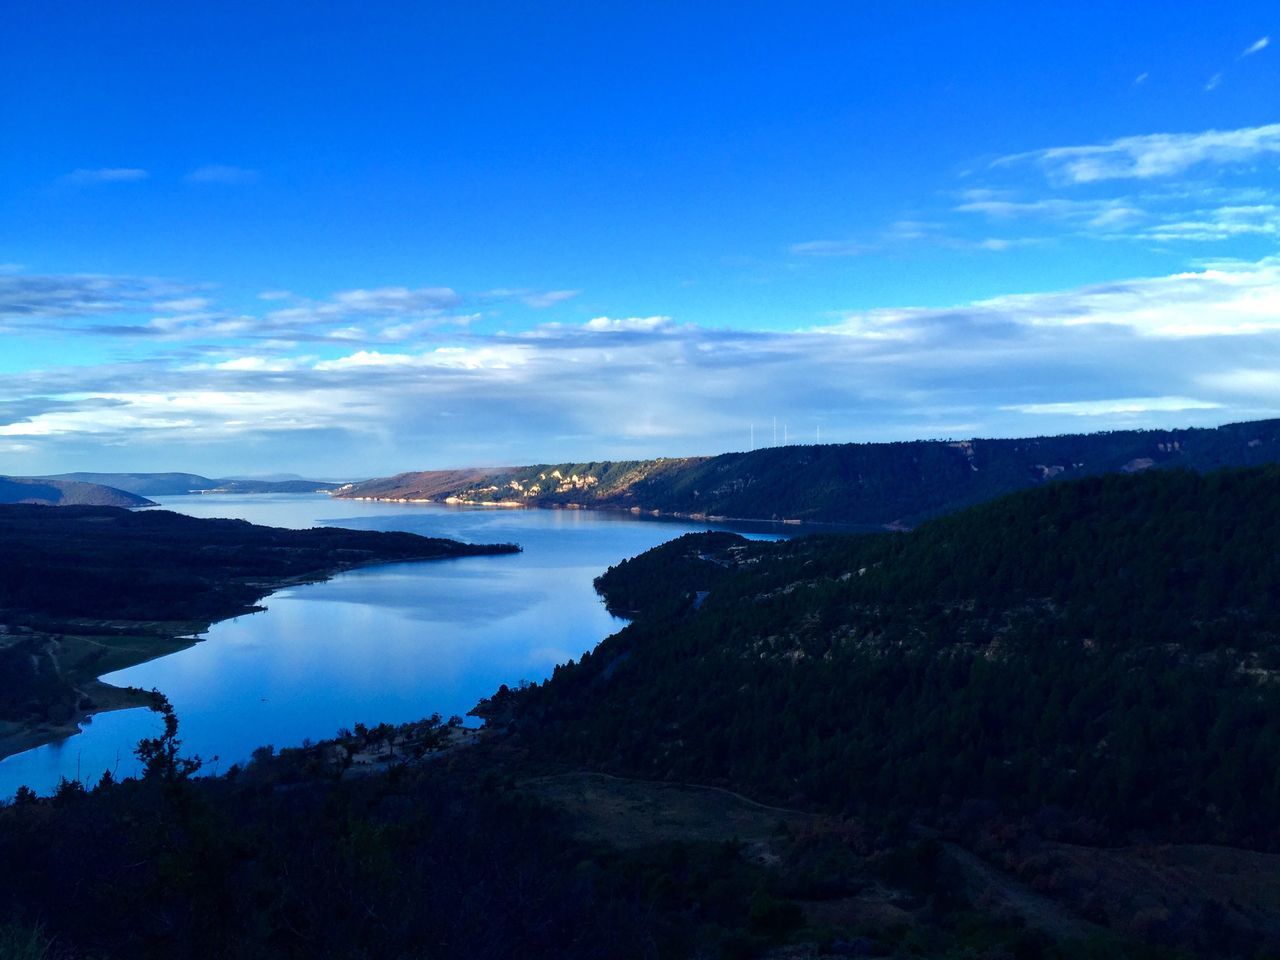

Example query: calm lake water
[0,494,781,796]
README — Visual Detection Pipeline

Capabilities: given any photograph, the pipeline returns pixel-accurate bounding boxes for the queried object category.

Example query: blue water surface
[0,495,781,795]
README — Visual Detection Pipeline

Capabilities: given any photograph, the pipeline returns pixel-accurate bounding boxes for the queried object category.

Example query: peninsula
[0,504,519,760]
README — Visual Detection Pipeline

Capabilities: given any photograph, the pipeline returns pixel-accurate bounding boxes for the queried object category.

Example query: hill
[511,465,1280,847]
[39,472,342,496]
[0,476,153,508]
[483,465,1280,952]
[332,417,1280,526]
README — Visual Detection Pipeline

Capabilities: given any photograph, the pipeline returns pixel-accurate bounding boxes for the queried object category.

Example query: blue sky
[2,2,1279,475]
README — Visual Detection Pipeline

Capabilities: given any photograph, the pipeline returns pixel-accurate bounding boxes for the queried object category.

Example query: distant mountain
[333,417,1280,526]
[336,467,504,501]
[40,472,218,496]
[211,478,344,494]
[219,472,310,482]
[0,476,153,508]
[39,472,342,496]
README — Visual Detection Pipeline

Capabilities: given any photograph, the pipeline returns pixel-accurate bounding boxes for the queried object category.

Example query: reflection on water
[0,495,782,795]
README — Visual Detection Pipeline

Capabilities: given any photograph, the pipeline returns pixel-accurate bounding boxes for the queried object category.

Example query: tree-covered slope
[39,472,218,496]
[0,476,154,507]
[504,466,1280,851]
[0,504,517,624]
[334,417,1280,525]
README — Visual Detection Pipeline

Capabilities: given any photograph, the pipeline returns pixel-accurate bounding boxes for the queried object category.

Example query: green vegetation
[479,466,1280,954]
[515,467,1280,849]
[0,504,516,623]
[4,466,1280,956]
[0,716,1192,960]
[0,475,152,507]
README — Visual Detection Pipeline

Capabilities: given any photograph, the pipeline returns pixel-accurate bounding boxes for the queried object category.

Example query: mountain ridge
[36,472,343,496]
[333,417,1280,526]
[0,476,154,508]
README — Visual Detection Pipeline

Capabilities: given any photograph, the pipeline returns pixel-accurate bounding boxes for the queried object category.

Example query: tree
[53,777,87,803]
[372,722,397,758]
[134,691,202,783]
[12,785,37,806]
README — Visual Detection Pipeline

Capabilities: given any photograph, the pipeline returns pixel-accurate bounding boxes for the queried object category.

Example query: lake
[0,494,782,796]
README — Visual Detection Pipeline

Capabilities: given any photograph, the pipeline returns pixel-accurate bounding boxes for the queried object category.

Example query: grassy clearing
[521,770,814,850]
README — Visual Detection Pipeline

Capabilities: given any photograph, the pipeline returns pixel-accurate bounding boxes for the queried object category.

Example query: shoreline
[0,549,519,765]
[329,493,888,532]
[0,679,168,764]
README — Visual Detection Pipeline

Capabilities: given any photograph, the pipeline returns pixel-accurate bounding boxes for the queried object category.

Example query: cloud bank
[62,168,149,185]
[3,256,1280,475]
[997,123,1280,184]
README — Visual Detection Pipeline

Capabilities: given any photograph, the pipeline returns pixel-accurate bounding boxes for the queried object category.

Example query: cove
[0,494,781,795]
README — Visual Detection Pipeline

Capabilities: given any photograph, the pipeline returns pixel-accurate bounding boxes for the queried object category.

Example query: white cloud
[185,165,260,184]
[884,220,940,241]
[824,256,1280,339]
[583,316,672,332]
[1241,36,1270,58]
[957,188,1280,246]
[0,402,196,437]
[956,196,1143,228]
[329,286,461,313]
[1140,205,1280,242]
[312,351,419,370]
[313,345,529,371]
[522,289,580,308]
[154,297,213,312]
[0,272,190,323]
[791,222,951,257]
[62,168,149,185]
[147,311,256,336]
[1199,368,1280,397]
[480,288,583,308]
[790,239,874,257]
[1003,396,1222,416]
[1205,73,1223,92]
[381,314,479,341]
[212,356,300,372]
[995,122,1280,183]
[7,257,1280,473]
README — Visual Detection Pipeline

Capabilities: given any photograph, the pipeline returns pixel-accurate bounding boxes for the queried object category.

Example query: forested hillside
[509,466,1280,852]
[335,418,1280,525]
[0,476,153,507]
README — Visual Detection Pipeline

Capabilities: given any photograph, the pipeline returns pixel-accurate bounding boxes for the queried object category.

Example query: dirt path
[938,841,1104,942]
[571,770,816,819]
[530,771,1106,943]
